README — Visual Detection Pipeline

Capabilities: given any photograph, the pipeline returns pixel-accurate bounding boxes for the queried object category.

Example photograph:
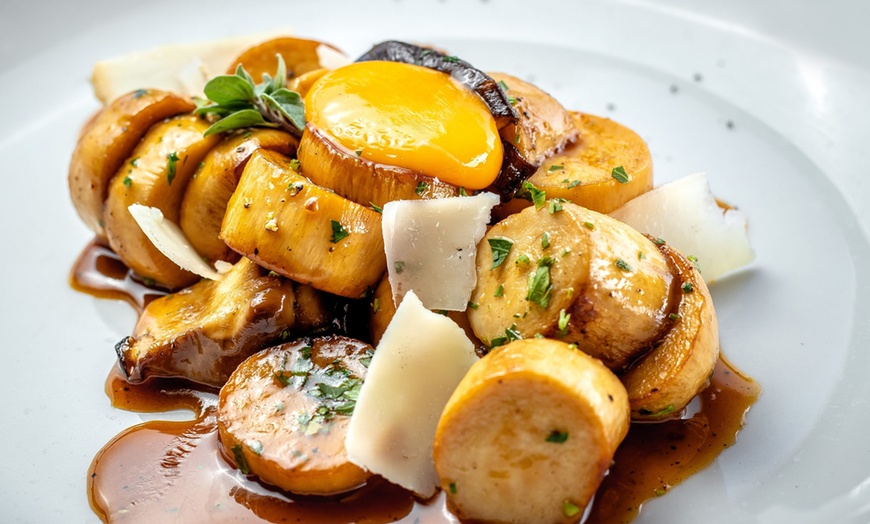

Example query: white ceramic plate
[2,1,869,522]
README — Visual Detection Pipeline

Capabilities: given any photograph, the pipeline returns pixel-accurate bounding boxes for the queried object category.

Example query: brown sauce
[77,242,760,523]
[70,240,165,312]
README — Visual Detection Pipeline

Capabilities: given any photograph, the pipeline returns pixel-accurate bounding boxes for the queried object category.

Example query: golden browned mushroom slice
[115,257,295,387]
[221,149,386,298]
[218,336,372,495]
[179,129,298,264]
[434,338,629,524]
[620,239,720,420]
[296,125,460,209]
[499,112,653,217]
[226,37,347,80]
[104,114,220,289]
[68,89,195,237]
[468,202,674,370]
[488,72,578,165]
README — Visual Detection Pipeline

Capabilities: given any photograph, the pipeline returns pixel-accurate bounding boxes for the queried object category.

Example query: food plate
[2,0,869,522]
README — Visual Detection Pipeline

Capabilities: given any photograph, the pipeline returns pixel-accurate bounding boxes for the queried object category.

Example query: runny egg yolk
[304,61,503,190]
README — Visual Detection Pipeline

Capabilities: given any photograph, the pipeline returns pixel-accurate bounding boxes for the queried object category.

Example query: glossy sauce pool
[75,243,760,523]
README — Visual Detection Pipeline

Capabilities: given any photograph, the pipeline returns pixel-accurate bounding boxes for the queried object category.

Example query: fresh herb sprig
[195,55,305,138]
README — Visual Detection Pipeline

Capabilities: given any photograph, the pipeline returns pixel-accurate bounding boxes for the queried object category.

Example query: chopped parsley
[563,500,581,517]
[369,202,383,213]
[548,164,564,172]
[520,181,547,210]
[122,175,132,187]
[526,257,555,308]
[488,238,514,269]
[611,165,629,184]
[330,220,349,243]
[583,221,595,230]
[231,444,251,475]
[558,308,571,332]
[166,151,180,185]
[615,258,632,272]
[688,255,702,273]
[682,282,694,293]
[516,254,531,266]
[566,179,581,189]
[494,284,504,297]
[288,158,301,171]
[415,181,428,195]
[546,430,569,443]
[548,198,566,214]
[541,232,550,249]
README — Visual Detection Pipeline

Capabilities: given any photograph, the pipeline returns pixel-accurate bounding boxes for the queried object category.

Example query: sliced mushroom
[498,112,653,217]
[69,89,195,237]
[488,72,578,166]
[227,37,347,80]
[620,239,720,420]
[434,338,629,524]
[468,202,674,370]
[220,149,386,298]
[296,125,460,210]
[104,114,220,289]
[218,336,372,495]
[115,257,295,387]
[179,128,298,264]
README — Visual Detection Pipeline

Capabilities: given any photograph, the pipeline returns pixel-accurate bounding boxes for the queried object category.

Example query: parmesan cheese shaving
[90,30,289,104]
[345,291,478,497]
[382,192,499,310]
[127,204,224,281]
[610,173,754,282]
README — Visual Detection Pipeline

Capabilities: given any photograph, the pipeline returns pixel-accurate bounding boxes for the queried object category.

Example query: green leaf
[488,238,513,269]
[264,88,306,130]
[271,54,287,93]
[231,444,251,475]
[235,64,255,85]
[330,220,349,243]
[611,165,630,184]
[521,181,546,210]
[546,430,569,443]
[204,74,255,104]
[203,109,274,137]
[526,258,554,308]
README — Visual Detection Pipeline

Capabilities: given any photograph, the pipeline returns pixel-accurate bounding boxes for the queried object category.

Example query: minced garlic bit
[264,211,278,232]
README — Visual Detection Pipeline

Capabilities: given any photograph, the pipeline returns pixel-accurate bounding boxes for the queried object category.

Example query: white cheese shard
[382,192,500,311]
[90,30,288,104]
[345,291,479,497]
[610,172,754,282]
[127,204,224,281]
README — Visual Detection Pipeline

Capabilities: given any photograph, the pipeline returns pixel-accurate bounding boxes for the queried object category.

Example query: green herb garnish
[494,284,504,297]
[548,164,564,172]
[195,55,305,137]
[520,181,546,210]
[611,165,629,184]
[415,181,428,195]
[488,238,513,269]
[615,258,632,272]
[330,220,349,243]
[682,282,694,293]
[526,257,554,308]
[166,151,179,185]
[546,430,569,443]
[231,444,251,475]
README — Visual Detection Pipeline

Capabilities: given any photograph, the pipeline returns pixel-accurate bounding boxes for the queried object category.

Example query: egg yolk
[304,61,503,190]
